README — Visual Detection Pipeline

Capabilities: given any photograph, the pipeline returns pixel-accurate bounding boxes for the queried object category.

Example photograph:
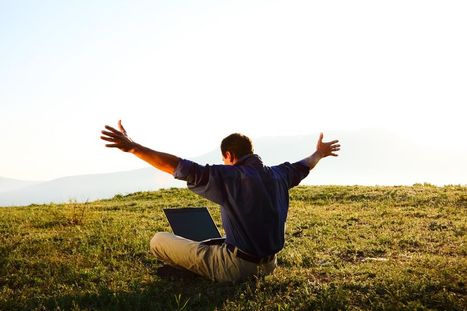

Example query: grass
[0,185,466,310]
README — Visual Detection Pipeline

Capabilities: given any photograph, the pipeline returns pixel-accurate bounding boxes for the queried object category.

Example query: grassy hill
[0,185,466,310]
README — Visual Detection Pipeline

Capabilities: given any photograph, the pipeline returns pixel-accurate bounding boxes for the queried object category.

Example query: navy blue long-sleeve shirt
[174,154,310,257]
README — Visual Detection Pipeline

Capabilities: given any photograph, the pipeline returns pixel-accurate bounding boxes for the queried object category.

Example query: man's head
[221,133,254,165]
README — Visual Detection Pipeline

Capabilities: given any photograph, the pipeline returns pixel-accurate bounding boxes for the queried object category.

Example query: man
[100,120,340,282]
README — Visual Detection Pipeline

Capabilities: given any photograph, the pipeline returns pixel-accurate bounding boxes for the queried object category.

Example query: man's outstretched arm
[100,120,180,175]
[301,132,340,170]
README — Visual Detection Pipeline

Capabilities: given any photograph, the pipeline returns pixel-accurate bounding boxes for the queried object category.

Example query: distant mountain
[0,177,42,193]
[0,169,184,207]
[1,129,466,206]
[244,129,467,186]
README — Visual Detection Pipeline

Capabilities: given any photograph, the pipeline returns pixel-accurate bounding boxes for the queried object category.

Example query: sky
[1,0,466,181]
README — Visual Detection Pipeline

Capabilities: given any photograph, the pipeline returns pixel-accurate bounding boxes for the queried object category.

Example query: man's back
[174,154,309,257]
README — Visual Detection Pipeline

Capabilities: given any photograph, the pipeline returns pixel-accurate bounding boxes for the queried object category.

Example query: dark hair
[221,133,254,159]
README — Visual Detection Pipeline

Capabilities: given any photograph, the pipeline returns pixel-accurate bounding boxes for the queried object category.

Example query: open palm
[316,133,340,157]
[100,120,136,152]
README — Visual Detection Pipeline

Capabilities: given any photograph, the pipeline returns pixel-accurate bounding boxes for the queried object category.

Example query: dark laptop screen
[163,208,221,242]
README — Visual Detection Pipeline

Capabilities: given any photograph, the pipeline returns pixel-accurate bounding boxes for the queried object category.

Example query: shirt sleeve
[173,159,228,205]
[274,160,310,189]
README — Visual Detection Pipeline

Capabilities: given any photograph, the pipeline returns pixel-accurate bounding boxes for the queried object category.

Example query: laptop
[163,207,226,245]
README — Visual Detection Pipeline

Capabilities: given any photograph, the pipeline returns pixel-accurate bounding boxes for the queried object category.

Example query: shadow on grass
[23,271,250,311]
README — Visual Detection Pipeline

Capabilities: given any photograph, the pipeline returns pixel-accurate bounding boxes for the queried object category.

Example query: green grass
[0,185,466,310]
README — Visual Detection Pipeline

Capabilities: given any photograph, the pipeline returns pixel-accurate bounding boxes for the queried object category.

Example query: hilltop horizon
[1,129,466,206]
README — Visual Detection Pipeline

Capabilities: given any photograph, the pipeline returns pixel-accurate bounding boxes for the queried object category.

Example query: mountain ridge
[0,177,42,193]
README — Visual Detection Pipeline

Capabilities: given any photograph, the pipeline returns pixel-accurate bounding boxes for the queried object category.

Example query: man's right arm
[130,144,180,175]
[100,120,228,205]
[100,120,180,175]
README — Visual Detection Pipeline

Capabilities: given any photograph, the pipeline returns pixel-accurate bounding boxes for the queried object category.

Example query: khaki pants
[150,232,277,283]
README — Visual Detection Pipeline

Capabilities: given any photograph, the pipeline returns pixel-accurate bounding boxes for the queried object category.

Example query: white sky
[1,0,466,181]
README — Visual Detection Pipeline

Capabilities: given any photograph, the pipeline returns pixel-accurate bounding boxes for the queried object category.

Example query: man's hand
[100,120,179,174]
[316,132,340,158]
[100,120,138,153]
[299,132,340,170]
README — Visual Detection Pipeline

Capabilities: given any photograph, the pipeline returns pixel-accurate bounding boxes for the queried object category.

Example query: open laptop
[163,207,226,245]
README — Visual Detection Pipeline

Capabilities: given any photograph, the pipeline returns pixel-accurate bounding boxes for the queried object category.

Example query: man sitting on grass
[100,120,340,282]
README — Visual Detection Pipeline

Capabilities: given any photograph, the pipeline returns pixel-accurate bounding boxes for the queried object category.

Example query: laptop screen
[163,207,221,242]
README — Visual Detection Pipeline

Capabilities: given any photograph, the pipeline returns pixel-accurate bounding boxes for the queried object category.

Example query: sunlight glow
[1,0,466,181]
